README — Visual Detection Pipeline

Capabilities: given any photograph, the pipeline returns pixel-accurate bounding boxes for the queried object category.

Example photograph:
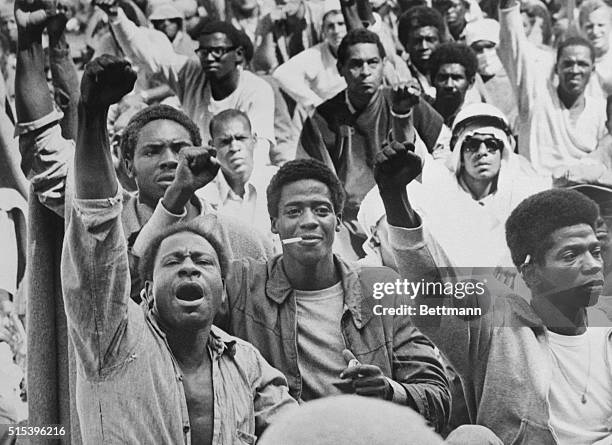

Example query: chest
[182,362,215,445]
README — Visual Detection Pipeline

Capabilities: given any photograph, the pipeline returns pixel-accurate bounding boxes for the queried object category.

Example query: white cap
[464,18,500,47]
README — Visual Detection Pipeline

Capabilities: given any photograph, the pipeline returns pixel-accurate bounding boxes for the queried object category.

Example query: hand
[391,79,421,115]
[80,55,137,109]
[373,140,423,192]
[46,0,70,39]
[93,0,119,17]
[15,0,64,35]
[172,146,220,193]
[339,350,392,400]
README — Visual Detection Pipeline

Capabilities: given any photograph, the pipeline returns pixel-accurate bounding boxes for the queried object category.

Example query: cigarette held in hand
[281,237,303,245]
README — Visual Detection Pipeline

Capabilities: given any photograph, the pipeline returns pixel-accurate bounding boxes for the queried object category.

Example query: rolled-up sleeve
[17,110,74,217]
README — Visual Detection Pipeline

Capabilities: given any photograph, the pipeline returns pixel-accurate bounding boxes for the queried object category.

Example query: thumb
[342,349,357,365]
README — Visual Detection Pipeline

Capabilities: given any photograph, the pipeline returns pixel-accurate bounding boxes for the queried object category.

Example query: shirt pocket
[237,430,257,445]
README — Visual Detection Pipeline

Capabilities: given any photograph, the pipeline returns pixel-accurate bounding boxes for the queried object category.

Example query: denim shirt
[61,189,297,444]
[223,255,451,432]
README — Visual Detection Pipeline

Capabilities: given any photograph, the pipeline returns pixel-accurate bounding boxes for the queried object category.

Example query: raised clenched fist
[80,55,137,109]
[373,140,423,192]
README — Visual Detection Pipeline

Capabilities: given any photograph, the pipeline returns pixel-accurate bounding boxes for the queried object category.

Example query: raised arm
[99,0,191,92]
[374,142,500,380]
[48,10,79,140]
[497,0,544,115]
[76,56,136,199]
[61,56,138,375]
[15,0,74,216]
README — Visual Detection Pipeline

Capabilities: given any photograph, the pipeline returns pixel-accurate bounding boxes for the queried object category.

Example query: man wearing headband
[360,103,548,268]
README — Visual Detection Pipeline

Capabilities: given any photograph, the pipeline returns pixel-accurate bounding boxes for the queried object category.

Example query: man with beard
[428,42,478,126]
[375,141,612,444]
[499,0,607,176]
[62,56,297,444]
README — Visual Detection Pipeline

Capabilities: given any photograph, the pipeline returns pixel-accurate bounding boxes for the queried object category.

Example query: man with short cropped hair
[297,28,444,259]
[135,157,451,432]
[499,0,608,175]
[195,109,280,250]
[62,56,297,445]
[96,0,285,165]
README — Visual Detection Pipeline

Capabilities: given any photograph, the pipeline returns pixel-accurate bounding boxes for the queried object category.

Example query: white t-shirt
[548,328,612,445]
[295,282,347,401]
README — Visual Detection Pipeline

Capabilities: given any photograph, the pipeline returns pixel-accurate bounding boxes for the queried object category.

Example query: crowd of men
[0,0,612,442]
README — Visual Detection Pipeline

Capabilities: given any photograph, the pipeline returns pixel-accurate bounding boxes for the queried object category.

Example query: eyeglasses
[461,136,504,154]
[196,46,237,58]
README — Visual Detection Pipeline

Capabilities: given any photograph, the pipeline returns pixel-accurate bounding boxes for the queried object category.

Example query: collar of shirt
[217,171,257,204]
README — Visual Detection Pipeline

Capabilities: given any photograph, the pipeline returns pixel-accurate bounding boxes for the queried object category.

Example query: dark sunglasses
[461,136,504,154]
[195,46,237,58]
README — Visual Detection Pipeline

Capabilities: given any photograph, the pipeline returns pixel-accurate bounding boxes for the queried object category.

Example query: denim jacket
[61,189,297,444]
[223,254,451,432]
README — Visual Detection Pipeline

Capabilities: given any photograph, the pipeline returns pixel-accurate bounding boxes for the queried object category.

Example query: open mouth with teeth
[175,282,204,301]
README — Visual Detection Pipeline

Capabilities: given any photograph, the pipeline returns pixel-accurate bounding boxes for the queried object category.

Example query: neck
[347,90,374,113]
[532,296,588,335]
[460,172,496,200]
[224,171,248,197]
[210,69,241,101]
[328,43,338,58]
[433,96,463,124]
[283,254,340,291]
[448,20,465,40]
[165,325,211,368]
[557,86,584,109]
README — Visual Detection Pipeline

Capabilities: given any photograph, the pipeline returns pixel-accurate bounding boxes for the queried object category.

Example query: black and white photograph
[0,0,611,442]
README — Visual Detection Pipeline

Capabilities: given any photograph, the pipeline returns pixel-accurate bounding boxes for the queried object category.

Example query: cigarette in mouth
[282,237,303,245]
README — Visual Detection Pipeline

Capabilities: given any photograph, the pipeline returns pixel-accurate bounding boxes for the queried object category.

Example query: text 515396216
[8,425,66,436]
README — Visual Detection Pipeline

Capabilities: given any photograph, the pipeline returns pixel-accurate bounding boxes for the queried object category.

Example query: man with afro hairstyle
[428,42,479,126]
[374,140,612,444]
[134,157,452,432]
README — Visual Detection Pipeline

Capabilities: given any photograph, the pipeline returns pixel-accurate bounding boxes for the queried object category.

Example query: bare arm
[48,12,79,140]
[76,56,136,199]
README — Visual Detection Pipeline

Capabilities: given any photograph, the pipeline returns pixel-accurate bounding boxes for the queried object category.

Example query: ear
[235,46,245,64]
[143,280,154,307]
[335,212,342,232]
[271,216,279,234]
[124,157,135,178]
[521,263,539,289]
[469,75,476,87]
